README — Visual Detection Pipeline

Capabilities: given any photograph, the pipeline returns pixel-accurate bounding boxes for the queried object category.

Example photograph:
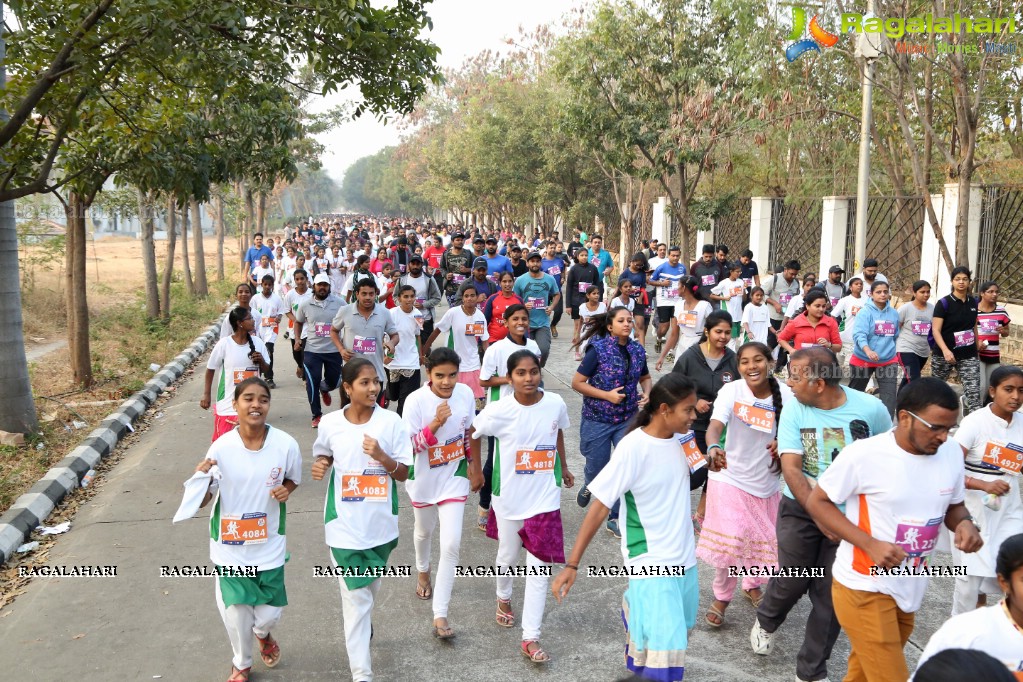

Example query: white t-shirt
[314,406,413,550]
[285,289,313,340]
[741,302,771,343]
[609,296,635,313]
[207,335,270,416]
[471,391,569,520]
[402,274,433,320]
[915,602,1023,678]
[403,384,476,505]
[434,306,489,372]
[220,305,263,339]
[587,428,697,573]
[711,277,745,321]
[388,307,423,370]
[206,426,302,571]
[784,293,805,319]
[578,301,607,328]
[831,294,866,345]
[709,380,793,497]
[818,432,966,613]
[251,292,285,344]
[673,299,714,341]
[251,265,274,286]
[479,337,542,405]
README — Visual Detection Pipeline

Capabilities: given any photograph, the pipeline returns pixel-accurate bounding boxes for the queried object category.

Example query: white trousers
[413,501,465,619]
[951,574,1003,616]
[215,578,282,671]
[332,554,380,682]
[494,513,551,642]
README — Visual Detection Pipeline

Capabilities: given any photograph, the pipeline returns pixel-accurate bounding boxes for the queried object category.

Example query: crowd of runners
[177,215,1023,682]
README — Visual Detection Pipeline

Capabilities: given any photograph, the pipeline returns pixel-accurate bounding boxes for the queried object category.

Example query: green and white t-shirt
[207,335,269,416]
[285,289,312,340]
[471,391,569,521]
[434,306,489,372]
[207,426,302,571]
[479,337,541,404]
[403,383,476,505]
[587,428,697,573]
[314,406,412,551]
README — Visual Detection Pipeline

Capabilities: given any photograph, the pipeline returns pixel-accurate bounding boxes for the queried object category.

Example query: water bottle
[983,493,1001,511]
[81,469,96,488]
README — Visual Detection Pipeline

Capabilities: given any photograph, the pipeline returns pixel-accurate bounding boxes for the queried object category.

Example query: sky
[310,0,582,183]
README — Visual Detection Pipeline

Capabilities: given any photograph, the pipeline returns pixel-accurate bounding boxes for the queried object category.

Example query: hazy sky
[311,0,582,182]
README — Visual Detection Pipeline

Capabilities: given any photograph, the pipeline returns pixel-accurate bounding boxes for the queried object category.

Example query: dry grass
[1,236,241,513]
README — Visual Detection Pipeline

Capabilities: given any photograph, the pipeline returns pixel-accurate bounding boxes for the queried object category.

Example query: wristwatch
[958,515,980,533]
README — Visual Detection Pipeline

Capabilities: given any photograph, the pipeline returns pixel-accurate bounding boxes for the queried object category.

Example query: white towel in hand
[172,466,221,523]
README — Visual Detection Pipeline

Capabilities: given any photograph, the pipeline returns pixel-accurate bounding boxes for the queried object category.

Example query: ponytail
[767,374,784,473]
[627,373,697,435]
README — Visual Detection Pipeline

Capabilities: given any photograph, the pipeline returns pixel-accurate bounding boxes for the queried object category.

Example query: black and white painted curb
[0,314,226,566]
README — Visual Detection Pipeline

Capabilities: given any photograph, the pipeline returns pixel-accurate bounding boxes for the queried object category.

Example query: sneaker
[665,351,675,366]
[655,336,663,353]
[750,619,774,655]
[577,486,591,508]
[311,415,321,429]
[266,379,277,389]
[551,327,558,339]
[795,676,830,682]
[606,518,621,539]
[321,389,332,407]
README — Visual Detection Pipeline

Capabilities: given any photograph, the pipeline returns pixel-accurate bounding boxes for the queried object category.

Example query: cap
[510,245,522,252]
[828,265,845,274]
[452,232,465,240]
[526,251,542,261]
[312,273,330,285]
[485,236,497,244]
[472,257,488,269]
[409,254,424,264]
[398,236,408,245]
[473,236,485,244]
[863,258,879,268]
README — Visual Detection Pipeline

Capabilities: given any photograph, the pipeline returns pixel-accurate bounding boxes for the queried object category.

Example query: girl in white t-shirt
[203,307,270,441]
[470,350,573,665]
[609,278,637,313]
[192,377,301,682]
[950,365,1023,615]
[698,342,792,627]
[576,286,608,360]
[404,349,484,639]
[831,277,866,360]
[655,276,713,371]
[741,287,771,344]
[553,372,700,682]
[424,284,491,411]
[310,359,413,682]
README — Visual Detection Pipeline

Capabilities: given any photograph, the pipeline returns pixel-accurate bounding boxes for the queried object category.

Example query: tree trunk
[243,186,255,276]
[191,198,208,296]
[180,198,194,296]
[65,192,92,388]
[215,194,225,281]
[139,189,160,320]
[955,170,974,266]
[256,191,267,233]
[160,194,177,320]
[0,198,38,432]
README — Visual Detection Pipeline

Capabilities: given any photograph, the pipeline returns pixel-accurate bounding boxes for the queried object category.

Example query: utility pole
[853,0,881,271]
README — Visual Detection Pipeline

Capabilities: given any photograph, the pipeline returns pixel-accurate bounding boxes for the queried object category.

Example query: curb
[0,314,226,566]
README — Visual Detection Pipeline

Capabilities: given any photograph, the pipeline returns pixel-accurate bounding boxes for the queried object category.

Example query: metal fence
[768,198,822,273]
[844,196,925,296]
[977,185,1023,304]
[712,198,751,256]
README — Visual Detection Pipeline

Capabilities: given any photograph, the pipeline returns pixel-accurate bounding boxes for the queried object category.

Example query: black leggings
[387,370,421,416]
[292,338,306,372]
[264,342,275,381]
[480,436,496,510]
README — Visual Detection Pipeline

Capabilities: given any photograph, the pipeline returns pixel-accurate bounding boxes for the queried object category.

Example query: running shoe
[606,518,621,539]
[750,619,774,655]
[321,388,332,407]
[266,379,277,389]
[655,336,663,353]
[665,351,675,366]
[795,676,830,682]
[577,486,591,508]
[551,327,558,339]
[311,415,321,429]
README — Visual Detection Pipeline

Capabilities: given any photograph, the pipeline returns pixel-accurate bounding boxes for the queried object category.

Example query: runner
[482,271,524,343]
[588,235,614,288]
[831,276,866,367]
[618,253,650,347]
[330,277,399,409]
[710,262,745,350]
[423,284,490,412]
[293,273,345,428]
[221,283,263,339]
[571,306,651,539]
[782,275,819,327]
[470,349,573,665]
[566,249,603,334]
[192,377,301,682]
[977,280,1012,400]
[949,366,1023,615]
[250,254,274,289]
[283,270,312,380]
[776,290,843,358]
[541,241,566,339]
[609,279,636,313]
[931,266,982,414]
[916,533,1023,678]
[513,251,560,367]
[385,286,424,416]
[806,377,983,682]
[242,232,275,284]
[690,244,720,301]
[699,342,792,628]
[762,260,801,372]
[552,373,700,682]
[311,358,412,682]
[655,276,714,370]
[399,255,442,344]
[750,347,892,682]
[251,275,285,389]
[574,286,607,360]
[649,245,688,356]
[440,235,471,309]
[201,307,271,441]
[848,280,901,415]
[896,280,934,390]
[741,286,771,344]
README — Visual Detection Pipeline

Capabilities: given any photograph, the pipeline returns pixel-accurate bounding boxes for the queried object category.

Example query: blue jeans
[580,417,630,517]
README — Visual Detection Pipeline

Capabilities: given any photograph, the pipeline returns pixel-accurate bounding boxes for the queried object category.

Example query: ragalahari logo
[785,6,840,61]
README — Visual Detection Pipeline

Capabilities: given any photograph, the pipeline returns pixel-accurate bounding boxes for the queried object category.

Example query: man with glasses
[806,377,982,682]
[750,347,892,682]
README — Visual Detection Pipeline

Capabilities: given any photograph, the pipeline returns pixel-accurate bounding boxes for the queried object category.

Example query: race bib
[514,446,556,475]
[528,297,547,309]
[314,323,331,338]
[232,368,258,385]
[341,473,389,502]
[578,282,591,293]
[547,265,561,276]
[465,322,485,336]
[893,518,942,568]
[874,321,896,336]
[911,321,931,336]
[415,316,425,330]
[399,264,407,273]
[734,400,776,434]
[681,311,698,329]
[679,431,705,472]
[953,329,976,348]
[428,437,465,468]
[850,306,861,317]
[798,341,823,349]
[978,319,1000,334]
[779,293,793,306]
[220,513,267,546]
[452,274,466,284]
[261,316,276,327]
[982,440,1023,475]
[743,277,753,288]
[353,336,377,354]
[664,284,679,300]
[830,297,839,307]
[729,286,743,299]
[701,274,716,286]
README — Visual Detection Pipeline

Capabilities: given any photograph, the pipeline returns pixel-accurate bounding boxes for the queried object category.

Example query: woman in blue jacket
[849,280,901,415]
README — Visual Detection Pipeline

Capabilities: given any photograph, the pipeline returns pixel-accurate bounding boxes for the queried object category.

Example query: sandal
[257,632,281,668]
[227,666,251,682]
[432,618,456,640]
[477,506,489,532]
[692,512,704,534]
[416,573,433,600]
[496,598,515,628]
[521,639,551,663]
[743,587,765,609]
[705,600,728,628]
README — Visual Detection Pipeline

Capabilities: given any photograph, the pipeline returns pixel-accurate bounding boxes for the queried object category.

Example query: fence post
[820,197,850,279]
[920,192,949,293]
[694,225,709,263]
[750,197,773,269]
[652,197,669,245]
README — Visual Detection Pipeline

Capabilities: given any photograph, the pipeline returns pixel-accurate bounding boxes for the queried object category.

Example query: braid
[767,374,783,473]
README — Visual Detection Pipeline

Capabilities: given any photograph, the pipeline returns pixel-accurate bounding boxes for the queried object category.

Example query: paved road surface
[0,314,979,681]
